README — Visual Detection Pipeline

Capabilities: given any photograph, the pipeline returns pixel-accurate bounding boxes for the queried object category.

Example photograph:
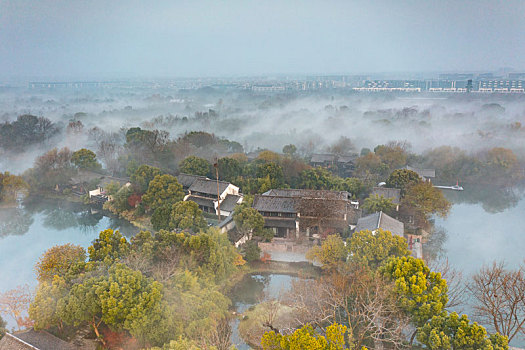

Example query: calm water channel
[229,274,297,350]
[0,197,138,326]
[0,185,524,345]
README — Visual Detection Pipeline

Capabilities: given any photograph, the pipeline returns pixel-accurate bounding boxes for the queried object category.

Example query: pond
[428,184,525,273]
[0,197,139,325]
[1,184,524,346]
[229,273,298,350]
[429,184,525,347]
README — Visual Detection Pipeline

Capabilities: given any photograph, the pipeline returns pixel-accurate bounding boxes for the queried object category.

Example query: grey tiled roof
[70,171,129,188]
[263,189,349,200]
[186,195,215,208]
[0,329,76,350]
[371,187,401,205]
[355,211,404,237]
[218,214,234,228]
[99,176,130,188]
[220,194,242,212]
[310,154,335,163]
[253,195,298,213]
[189,178,231,195]
[176,173,208,189]
[0,334,33,350]
[405,165,435,179]
[337,155,357,163]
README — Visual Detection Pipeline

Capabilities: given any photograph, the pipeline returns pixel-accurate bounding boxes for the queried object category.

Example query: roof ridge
[5,333,40,350]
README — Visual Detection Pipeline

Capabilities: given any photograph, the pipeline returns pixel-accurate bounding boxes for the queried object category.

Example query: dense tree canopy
[261,323,349,350]
[347,229,409,269]
[88,229,130,263]
[217,157,242,183]
[131,165,163,193]
[179,156,211,177]
[374,143,408,171]
[417,312,508,350]
[0,315,6,339]
[402,181,451,227]
[381,256,449,332]
[362,194,396,215]
[386,169,421,195]
[25,147,76,190]
[233,206,265,237]
[142,174,184,212]
[169,201,207,232]
[0,114,59,151]
[306,234,346,269]
[71,148,102,170]
[282,144,297,156]
[35,244,86,282]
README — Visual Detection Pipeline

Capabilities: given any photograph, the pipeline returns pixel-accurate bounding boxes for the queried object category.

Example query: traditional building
[405,165,435,182]
[310,154,357,176]
[310,154,336,168]
[176,173,208,192]
[0,329,79,350]
[252,189,361,239]
[355,211,404,237]
[178,173,242,215]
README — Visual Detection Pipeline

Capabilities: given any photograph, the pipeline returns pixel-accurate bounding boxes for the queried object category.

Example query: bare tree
[469,261,525,342]
[429,258,467,312]
[0,285,34,330]
[261,299,281,333]
[208,317,232,350]
[285,265,409,349]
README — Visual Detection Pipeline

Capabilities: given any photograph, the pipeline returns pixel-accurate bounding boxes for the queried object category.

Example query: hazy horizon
[2,0,525,79]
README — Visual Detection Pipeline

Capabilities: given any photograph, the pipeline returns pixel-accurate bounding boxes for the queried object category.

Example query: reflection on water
[443,183,523,214]
[429,185,525,347]
[0,207,34,237]
[229,274,297,350]
[432,185,525,274]
[0,197,139,294]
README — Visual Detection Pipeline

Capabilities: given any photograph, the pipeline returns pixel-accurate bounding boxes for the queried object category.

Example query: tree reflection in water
[443,184,523,214]
[0,207,34,237]
[230,274,268,306]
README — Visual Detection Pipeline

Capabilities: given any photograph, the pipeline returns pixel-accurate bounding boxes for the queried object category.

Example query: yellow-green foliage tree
[35,244,86,282]
[261,323,354,350]
[347,229,409,269]
[381,256,449,343]
[60,263,165,345]
[306,234,346,270]
[88,228,130,263]
[29,275,68,331]
[0,172,29,203]
[417,312,509,350]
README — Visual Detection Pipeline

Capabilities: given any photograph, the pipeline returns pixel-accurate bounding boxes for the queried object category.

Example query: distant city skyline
[1,0,524,79]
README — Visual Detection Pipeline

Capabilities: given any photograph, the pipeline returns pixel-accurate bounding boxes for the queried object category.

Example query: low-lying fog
[1,85,525,173]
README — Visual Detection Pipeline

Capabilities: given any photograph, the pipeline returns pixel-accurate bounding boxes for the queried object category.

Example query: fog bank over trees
[1,86,525,173]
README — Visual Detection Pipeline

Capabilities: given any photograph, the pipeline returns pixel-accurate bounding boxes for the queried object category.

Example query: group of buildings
[71,159,434,258]
[28,71,525,94]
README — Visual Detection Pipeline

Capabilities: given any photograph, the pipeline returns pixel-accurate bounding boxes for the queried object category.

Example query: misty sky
[1,0,524,79]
